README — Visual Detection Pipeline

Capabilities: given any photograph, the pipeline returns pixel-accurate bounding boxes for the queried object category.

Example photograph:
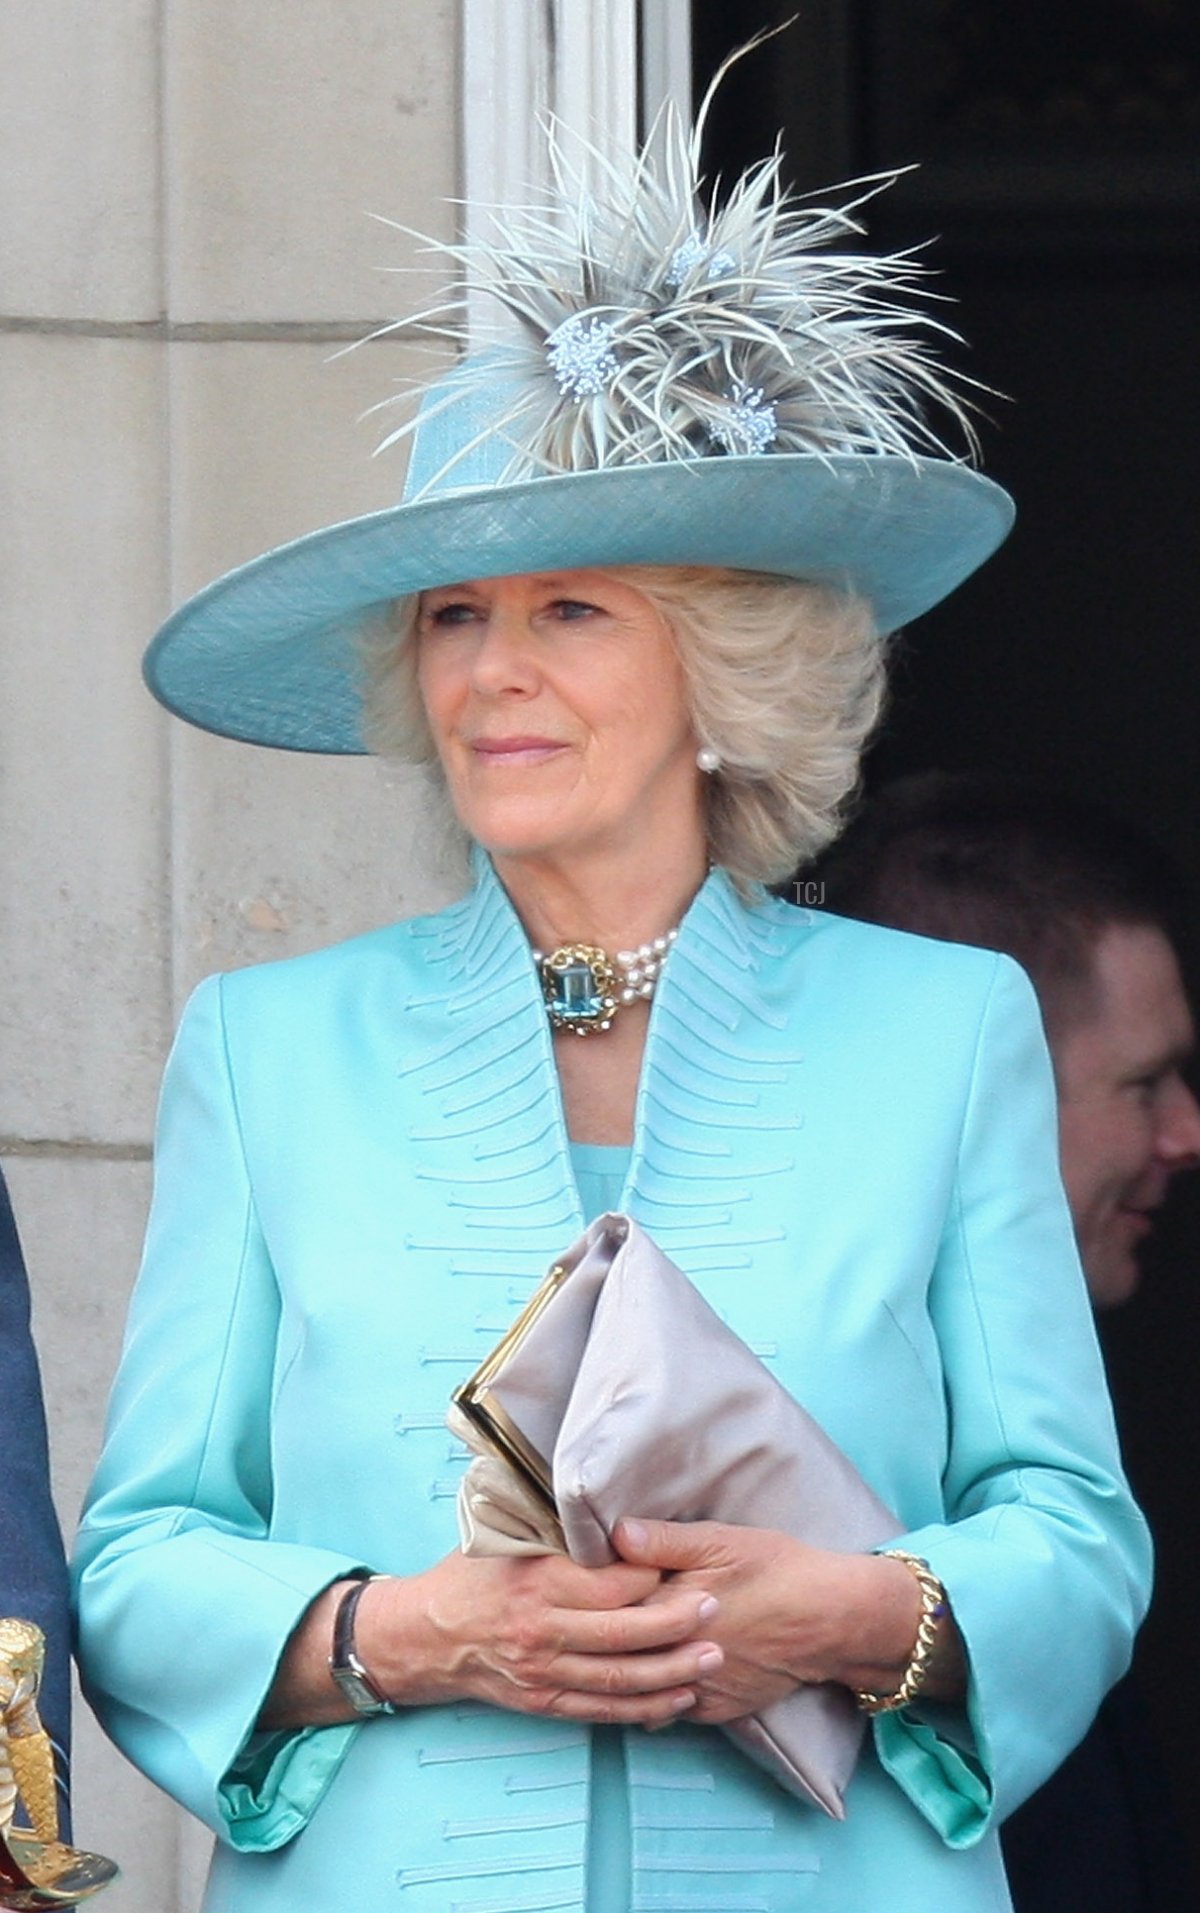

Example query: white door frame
[459,0,691,342]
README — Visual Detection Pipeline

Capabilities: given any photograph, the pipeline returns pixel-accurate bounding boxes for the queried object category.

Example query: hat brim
[144,454,1013,753]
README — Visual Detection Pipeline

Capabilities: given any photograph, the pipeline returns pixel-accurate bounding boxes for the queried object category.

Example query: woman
[74,89,1149,1913]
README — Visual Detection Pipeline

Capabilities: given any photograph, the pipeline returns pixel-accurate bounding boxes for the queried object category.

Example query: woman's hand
[262,1549,724,1731]
[612,1518,964,1722]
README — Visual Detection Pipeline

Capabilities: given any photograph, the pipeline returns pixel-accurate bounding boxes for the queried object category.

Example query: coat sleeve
[0,1168,72,1831]
[871,955,1153,1846]
[72,977,370,1851]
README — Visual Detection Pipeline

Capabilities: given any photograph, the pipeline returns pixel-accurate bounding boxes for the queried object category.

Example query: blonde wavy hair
[360,568,887,889]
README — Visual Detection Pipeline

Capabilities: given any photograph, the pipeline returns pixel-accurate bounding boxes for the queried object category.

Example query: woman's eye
[424,600,477,628]
[552,599,599,622]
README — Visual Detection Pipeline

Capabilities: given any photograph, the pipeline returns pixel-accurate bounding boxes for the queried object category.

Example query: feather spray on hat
[366,38,984,494]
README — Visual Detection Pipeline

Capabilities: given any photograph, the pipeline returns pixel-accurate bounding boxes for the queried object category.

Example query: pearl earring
[696,745,721,773]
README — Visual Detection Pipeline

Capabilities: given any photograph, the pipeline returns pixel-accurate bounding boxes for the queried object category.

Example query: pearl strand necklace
[531,927,680,1036]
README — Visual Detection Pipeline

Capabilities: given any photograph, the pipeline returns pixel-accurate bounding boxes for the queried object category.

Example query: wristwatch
[328,1572,395,1716]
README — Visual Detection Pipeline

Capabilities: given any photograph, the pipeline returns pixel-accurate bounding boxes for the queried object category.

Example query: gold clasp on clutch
[452,1261,570,1520]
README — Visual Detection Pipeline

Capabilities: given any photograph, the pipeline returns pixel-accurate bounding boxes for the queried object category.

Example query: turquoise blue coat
[74,862,1151,1911]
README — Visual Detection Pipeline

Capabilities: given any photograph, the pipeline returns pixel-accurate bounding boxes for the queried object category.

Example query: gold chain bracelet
[854,1550,948,1716]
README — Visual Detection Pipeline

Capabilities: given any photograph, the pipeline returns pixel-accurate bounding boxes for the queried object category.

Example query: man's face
[1055,923,1200,1309]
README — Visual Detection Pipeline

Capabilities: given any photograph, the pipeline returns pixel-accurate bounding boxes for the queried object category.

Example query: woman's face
[415,569,702,869]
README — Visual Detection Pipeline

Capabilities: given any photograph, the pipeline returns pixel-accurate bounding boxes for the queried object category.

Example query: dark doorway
[692,0,1200,1886]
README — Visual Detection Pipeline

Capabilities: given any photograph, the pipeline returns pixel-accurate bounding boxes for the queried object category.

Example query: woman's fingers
[519,1554,661,1609]
[530,1683,700,1727]
[363,1548,723,1723]
[613,1516,733,1573]
[491,1628,722,1698]
[481,1574,722,1708]
[553,1584,718,1655]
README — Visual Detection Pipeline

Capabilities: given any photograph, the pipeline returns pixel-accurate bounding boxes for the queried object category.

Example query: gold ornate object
[0,1621,118,1909]
[534,930,679,1036]
[452,1262,568,1533]
[853,1552,949,1716]
[536,944,620,1035]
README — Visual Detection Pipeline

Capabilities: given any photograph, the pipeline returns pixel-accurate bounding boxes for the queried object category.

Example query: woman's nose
[468,608,540,694]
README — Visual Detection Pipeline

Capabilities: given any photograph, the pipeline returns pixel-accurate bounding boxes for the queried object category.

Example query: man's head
[814,772,1200,1307]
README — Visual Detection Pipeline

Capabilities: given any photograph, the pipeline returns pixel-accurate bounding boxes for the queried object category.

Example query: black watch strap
[328,1573,394,1716]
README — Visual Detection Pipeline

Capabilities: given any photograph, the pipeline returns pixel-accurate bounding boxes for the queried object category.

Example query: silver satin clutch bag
[449,1213,901,1819]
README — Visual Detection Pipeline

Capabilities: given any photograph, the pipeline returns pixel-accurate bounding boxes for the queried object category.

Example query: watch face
[331,1662,388,1716]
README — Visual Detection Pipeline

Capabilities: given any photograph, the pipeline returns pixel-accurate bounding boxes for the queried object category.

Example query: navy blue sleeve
[0,1166,72,1832]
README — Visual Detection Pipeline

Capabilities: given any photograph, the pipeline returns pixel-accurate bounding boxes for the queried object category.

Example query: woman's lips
[470,736,567,765]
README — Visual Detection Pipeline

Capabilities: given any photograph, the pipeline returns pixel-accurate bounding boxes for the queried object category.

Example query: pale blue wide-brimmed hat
[144,106,1015,754]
